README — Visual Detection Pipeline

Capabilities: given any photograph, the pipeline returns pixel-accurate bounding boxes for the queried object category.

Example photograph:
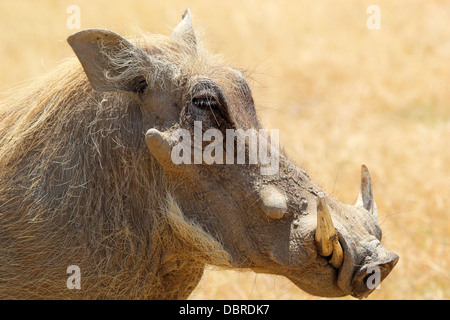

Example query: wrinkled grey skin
[69,10,398,299]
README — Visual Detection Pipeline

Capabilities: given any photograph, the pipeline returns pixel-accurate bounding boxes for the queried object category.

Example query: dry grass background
[0,0,448,300]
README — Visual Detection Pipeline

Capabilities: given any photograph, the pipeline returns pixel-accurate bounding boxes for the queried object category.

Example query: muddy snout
[351,250,399,299]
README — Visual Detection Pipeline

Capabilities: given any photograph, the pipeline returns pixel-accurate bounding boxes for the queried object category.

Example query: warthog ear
[356,164,378,218]
[171,9,197,52]
[68,29,150,95]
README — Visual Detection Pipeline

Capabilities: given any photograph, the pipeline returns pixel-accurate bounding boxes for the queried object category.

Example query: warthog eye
[192,96,219,109]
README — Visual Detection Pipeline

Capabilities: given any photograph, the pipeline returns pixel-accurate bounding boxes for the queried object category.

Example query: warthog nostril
[351,252,399,298]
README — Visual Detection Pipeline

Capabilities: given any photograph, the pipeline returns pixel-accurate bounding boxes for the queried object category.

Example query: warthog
[0,10,398,299]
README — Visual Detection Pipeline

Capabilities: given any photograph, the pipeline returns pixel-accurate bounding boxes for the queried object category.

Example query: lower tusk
[329,237,344,269]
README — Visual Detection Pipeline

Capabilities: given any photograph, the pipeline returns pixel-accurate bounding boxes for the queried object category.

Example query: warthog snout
[351,250,399,298]
[310,165,399,298]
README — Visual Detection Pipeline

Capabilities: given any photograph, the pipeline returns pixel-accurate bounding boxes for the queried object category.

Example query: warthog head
[68,10,398,298]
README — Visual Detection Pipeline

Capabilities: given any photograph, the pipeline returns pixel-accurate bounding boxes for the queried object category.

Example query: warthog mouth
[328,230,399,299]
[298,165,399,298]
[286,231,399,298]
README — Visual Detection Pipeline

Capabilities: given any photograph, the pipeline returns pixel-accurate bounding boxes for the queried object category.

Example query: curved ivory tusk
[315,195,344,269]
[315,195,335,256]
[328,236,344,269]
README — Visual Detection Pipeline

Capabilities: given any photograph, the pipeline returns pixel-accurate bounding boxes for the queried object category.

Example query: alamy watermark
[169,121,280,175]
[64,263,382,291]
[66,265,81,289]
[365,265,382,290]
[367,5,381,30]
[66,5,81,30]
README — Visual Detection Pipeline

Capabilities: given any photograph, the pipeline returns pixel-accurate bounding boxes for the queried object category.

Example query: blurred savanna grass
[0,0,448,299]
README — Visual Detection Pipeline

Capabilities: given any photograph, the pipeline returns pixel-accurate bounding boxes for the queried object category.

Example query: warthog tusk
[315,195,344,269]
[328,236,344,269]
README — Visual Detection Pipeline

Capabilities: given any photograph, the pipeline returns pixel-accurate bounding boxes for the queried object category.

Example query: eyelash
[192,97,219,108]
